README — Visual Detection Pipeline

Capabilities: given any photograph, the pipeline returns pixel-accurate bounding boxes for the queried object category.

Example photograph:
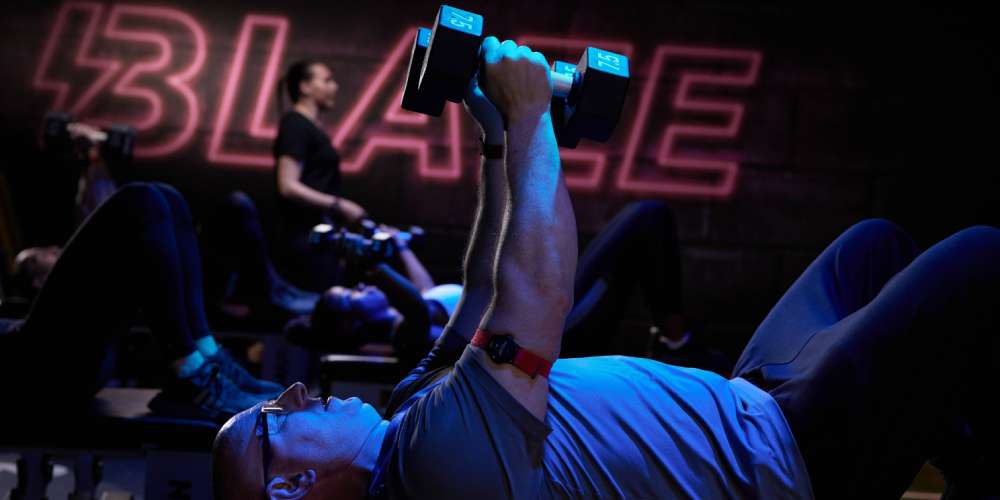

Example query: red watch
[471,329,552,378]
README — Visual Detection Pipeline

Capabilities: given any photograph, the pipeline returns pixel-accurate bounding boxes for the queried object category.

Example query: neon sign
[207,14,287,166]
[618,46,761,197]
[32,2,762,199]
[34,2,207,157]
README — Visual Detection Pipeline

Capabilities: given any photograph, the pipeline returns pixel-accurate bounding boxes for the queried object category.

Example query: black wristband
[479,136,504,159]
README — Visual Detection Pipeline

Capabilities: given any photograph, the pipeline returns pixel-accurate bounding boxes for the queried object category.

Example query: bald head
[213,403,266,499]
[14,246,61,293]
[212,384,383,500]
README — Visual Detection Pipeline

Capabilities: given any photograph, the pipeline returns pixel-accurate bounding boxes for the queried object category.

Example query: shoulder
[278,111,307,129]
[385,357,452,417]
[0,318,23,335]
[381,349,550,498]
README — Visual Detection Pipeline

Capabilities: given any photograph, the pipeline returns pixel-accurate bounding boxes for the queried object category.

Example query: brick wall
[1,2,996,360]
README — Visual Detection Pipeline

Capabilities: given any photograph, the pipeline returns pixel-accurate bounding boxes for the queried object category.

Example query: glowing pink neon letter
[101,5,208,157]
[331,27,463,181]
[33,2,208,157]
[33,2,118,116]
[616,45,761,198]
[207,15,289,167]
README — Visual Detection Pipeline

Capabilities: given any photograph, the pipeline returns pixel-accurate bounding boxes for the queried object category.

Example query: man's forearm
[279,178,337,211]
[444,154,508,341]
[473,111,576,422]
[482,111,577,360]
[398,248,435,292]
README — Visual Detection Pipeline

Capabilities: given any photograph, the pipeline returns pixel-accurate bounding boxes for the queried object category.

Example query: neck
[294,101,319,122]
[352,419,389,473]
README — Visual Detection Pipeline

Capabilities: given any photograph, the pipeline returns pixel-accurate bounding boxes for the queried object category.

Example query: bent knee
[149,182,182,202]
[115,182,172,219]
[947,225,1000,258]
[109,183,167,213]
[623,199,677,228]
[850,218,907,240]
[225,191,258,215]
[112,182,157,199]
[846,218,915,248]
[150,183,195,223]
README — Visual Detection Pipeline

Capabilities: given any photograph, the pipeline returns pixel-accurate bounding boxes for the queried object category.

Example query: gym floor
[0,454,949,499]
[0,454,144,499]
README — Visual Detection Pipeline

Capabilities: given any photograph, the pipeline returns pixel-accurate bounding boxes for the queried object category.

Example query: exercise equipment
[309,221,424,266]
[0,388,217,500]
[401,5,631,148]
[100,124,137,180]
[320,353,403,414]
[41,112,137,175]
[42,111,75,153]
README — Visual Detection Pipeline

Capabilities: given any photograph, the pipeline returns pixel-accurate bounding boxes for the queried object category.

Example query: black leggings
[368,263,439,360]
[562,200,683,356]
[1,183,211,400]
[201,191,281,301]
[280,222,344,292]
[733,220,999,498]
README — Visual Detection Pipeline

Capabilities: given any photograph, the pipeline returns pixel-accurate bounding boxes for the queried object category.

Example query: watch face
[488,335,517,363]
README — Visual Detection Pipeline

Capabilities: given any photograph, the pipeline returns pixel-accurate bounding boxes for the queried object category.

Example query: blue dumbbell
[400,5,630,148]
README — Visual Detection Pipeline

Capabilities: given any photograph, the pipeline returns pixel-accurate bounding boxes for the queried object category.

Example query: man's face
[18,246,62,290]
[265,383,383,477]
[351,284,389,314]
[35,246,61,272]
[303,63,339,110]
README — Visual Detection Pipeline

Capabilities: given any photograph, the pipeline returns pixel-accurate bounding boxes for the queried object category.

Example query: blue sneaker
[206,349,284,399]
[148,361,262,422]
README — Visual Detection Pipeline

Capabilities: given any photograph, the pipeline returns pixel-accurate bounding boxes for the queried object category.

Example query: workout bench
[0,388,218,500]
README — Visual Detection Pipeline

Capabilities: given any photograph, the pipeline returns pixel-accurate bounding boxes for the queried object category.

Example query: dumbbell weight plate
[418,5,484,103]
[563,47,630,144]
[43,111,75,152]
[551,60,582,148]
[401,27,446,116]
[103,124,136,158]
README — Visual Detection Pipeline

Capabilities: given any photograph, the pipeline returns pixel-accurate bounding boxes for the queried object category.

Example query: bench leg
[7,452,52,500]
[144,451,211,500]
[69,454,101,500]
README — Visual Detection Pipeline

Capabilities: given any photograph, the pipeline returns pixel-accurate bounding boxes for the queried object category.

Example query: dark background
[1,1,997,359]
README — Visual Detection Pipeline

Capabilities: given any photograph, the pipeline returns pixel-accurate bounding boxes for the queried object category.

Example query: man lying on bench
[212,38,999,499]
[2,183,283,422]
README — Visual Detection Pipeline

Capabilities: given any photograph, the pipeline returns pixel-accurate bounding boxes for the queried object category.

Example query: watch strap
[479,137,504,160]
[471,329,552,378]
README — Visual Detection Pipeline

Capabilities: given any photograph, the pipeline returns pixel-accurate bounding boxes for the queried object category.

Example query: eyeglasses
[258,402,288,493]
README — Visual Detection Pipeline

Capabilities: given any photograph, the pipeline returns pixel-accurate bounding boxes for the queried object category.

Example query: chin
[334,469,370,499]
[314,468,369,500]
[363,315,397,342]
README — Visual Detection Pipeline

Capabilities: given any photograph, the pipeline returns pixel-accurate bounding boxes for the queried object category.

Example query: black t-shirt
[273,111,341,230]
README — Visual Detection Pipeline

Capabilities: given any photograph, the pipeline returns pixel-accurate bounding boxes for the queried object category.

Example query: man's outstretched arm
[475,38,578,421]
[440,79,510,344]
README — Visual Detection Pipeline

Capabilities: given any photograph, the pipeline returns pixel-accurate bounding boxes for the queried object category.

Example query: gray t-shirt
[370,347,813,499]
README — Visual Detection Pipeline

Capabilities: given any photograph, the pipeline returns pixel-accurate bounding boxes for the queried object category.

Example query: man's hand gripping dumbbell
[401,5,630,147]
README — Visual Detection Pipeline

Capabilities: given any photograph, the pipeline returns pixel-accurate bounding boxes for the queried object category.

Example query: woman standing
[273,60,367,290]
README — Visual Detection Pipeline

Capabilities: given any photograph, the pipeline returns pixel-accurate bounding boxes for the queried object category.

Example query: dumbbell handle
[552,71,574,98]
[477,61,575,98]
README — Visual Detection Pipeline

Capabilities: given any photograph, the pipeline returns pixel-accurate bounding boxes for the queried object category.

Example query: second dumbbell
[400,5,630,148]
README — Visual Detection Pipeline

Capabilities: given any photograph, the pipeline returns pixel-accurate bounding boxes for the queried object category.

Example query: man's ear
[266,469,316,500]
